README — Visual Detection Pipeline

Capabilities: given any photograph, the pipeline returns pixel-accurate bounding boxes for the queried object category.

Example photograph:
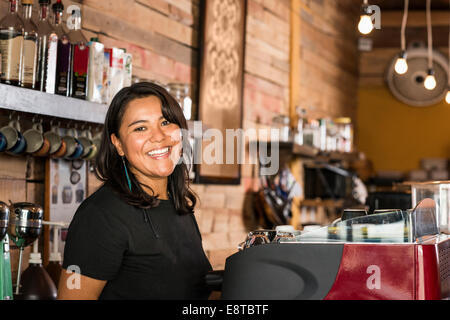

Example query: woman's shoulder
[76,182,134,217]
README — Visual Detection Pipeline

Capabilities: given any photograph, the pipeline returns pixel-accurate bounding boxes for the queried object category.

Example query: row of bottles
[0,0,132,104]
[294,108,354,153]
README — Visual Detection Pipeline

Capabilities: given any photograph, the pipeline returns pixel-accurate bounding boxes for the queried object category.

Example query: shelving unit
[0,84,108,124]
[300,198,345,208]
[250,139,359,162]
[0,84,203,134]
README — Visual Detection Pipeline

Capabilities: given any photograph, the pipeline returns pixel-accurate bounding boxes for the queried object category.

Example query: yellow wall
[357,86,450,172]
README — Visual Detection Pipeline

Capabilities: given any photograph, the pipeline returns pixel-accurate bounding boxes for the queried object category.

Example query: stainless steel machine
[207,199,450,300]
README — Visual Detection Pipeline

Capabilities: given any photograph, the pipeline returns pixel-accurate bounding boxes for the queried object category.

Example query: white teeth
[148,147,169,156]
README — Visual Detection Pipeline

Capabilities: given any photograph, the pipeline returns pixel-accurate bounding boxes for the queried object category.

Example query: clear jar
[272,115,290,142]
[334,117,353,153]
[167,83,192,120]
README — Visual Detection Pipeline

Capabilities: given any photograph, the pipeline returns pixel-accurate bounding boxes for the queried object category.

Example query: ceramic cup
[0,131,7,152]
[1,121,27,155]
[68,138,84,160]
[51,139,67,159]
[62,129,78,159]
[44,125,63,156]
[83,144,98,161]
[33,136,51,157]
[92,132,102,152]
[77,129,95,159]
[64,129,84,160]
[23,123,45,154]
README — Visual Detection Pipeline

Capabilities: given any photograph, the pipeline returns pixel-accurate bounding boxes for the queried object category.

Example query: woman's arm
[57,269,107,300]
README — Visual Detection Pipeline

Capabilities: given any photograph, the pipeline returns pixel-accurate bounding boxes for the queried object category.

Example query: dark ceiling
[369,0,450,11]
[363,0,450,48]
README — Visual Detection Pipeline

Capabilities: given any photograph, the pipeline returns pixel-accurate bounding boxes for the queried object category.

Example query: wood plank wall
[294,0,360,122]
[0,0,361,274]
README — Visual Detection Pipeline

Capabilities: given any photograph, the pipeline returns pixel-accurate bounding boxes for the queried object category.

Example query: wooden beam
[382,10,450,27]
[290,0,301,126]
[370,26,450,48]
[290,0,302,229]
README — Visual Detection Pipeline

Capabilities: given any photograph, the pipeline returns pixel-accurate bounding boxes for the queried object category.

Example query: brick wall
[295,0,360,122]
[0,0,360,276]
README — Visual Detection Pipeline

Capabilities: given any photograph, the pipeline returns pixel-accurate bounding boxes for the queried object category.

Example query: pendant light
[424,0,437,90]
[395,0,409,75]
[358,0,374,35]
[446,0,450,104]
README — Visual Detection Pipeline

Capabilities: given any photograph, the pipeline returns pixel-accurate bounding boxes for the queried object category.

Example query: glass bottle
[68,9,89,99]
[294,107,306,146]
[20,0,38,89]
[0,0,24,86]
[36,0,58,93]
[53,0,71,96]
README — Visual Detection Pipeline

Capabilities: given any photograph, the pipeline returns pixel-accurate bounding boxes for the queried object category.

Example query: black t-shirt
[62,183,212,300]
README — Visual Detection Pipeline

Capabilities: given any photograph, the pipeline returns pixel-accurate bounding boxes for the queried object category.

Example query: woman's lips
[147,146,171,160]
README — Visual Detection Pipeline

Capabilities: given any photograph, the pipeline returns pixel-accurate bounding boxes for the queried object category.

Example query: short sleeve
[62,201,129,281]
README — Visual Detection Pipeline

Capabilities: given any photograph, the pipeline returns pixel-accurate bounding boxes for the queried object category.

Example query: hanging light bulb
[358,1,374,35]
[395,0,409,75]
[424,69,437,90]
[446,0,450,104]
[358,14,374,34]
[424,0,436,91]
[395,51,408,75]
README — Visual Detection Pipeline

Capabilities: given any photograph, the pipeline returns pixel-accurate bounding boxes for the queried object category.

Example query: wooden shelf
[0,84,108,124]
[249,139,357,162]
[0,84,204,136]
[300,198,345,207]
[292,143,319,157]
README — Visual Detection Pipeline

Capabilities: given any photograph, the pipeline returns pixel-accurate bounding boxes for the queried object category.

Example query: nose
[148,125,166,143]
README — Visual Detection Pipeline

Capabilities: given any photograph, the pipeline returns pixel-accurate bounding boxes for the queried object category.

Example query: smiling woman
[97,82,196,211]
[57,82,212,300]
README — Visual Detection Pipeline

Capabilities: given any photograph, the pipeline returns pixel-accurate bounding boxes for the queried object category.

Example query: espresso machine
[8,203,44,297]
[209,199,450,300]
[0,202,13,300]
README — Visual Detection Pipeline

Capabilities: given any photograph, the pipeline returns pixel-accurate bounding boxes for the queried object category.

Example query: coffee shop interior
[0,0,450,300]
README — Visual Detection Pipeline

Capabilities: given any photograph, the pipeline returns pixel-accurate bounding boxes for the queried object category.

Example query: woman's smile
[147,146,171,159]
[111,95,183,182]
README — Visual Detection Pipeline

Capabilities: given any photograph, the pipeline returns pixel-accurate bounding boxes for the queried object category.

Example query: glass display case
[239,198,440,248]
[410,181,450,234]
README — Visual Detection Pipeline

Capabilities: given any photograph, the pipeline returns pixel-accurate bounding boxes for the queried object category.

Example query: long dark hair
[95,82,196,215]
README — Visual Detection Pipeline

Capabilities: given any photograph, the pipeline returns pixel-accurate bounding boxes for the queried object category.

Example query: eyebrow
[127,116,165,128]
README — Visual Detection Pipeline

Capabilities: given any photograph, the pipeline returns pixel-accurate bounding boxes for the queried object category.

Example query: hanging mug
[64,129,84,160]
[44,125,63,156]
[0,131,7,152]
[51,140,67,159]
[77,129,95,159]
[2,120,27,155]
[23,122,45,154]
[83,143,98,161]
[33,135,51,157]
[92,131,102,153]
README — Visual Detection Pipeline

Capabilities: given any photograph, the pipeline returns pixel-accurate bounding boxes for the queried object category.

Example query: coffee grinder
[8,203,44,296]
[0,202,13,300]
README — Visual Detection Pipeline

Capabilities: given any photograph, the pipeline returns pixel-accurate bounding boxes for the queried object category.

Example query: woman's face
[111,96,182,183]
